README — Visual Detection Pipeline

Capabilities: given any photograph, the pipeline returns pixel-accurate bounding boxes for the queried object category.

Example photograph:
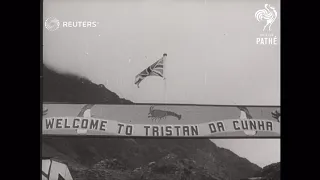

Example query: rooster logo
[255,4,277,31]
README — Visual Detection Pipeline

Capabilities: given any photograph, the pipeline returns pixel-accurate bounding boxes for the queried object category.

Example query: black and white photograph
[41,0,281,179]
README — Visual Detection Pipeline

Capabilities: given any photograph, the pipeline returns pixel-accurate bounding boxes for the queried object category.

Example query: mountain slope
[254,162,280,180]
[43,65,132,104]
[43,137,261,180]
[42,64,262,180]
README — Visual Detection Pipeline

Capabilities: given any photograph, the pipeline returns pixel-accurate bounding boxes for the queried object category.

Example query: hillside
[43,65,132,104]
[42,64,262,180]
[43,137,261,180]
[254,162,280,180]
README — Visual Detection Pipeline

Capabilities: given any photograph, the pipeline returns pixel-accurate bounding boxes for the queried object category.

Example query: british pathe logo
[255,4,278,45]
[255,4,277,32]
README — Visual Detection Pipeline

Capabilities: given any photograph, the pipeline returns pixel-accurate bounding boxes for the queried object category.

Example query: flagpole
[163,53,168,105]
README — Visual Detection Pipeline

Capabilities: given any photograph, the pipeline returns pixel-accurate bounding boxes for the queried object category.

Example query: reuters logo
[45,17,60,31]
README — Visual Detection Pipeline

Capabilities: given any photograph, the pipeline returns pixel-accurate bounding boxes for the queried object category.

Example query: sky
[212,139,280,168]
[43,0,280,106]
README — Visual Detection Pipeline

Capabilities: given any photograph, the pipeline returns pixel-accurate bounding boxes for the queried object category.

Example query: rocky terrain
[254,162,280,180]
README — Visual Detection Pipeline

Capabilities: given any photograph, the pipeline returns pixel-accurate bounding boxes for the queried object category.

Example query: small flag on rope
[134,53,167,88]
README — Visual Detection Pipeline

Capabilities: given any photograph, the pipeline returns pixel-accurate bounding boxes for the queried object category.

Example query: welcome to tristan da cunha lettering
[43,117,280,137]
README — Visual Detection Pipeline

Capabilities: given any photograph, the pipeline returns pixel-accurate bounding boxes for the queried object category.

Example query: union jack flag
[134,54,166,88]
